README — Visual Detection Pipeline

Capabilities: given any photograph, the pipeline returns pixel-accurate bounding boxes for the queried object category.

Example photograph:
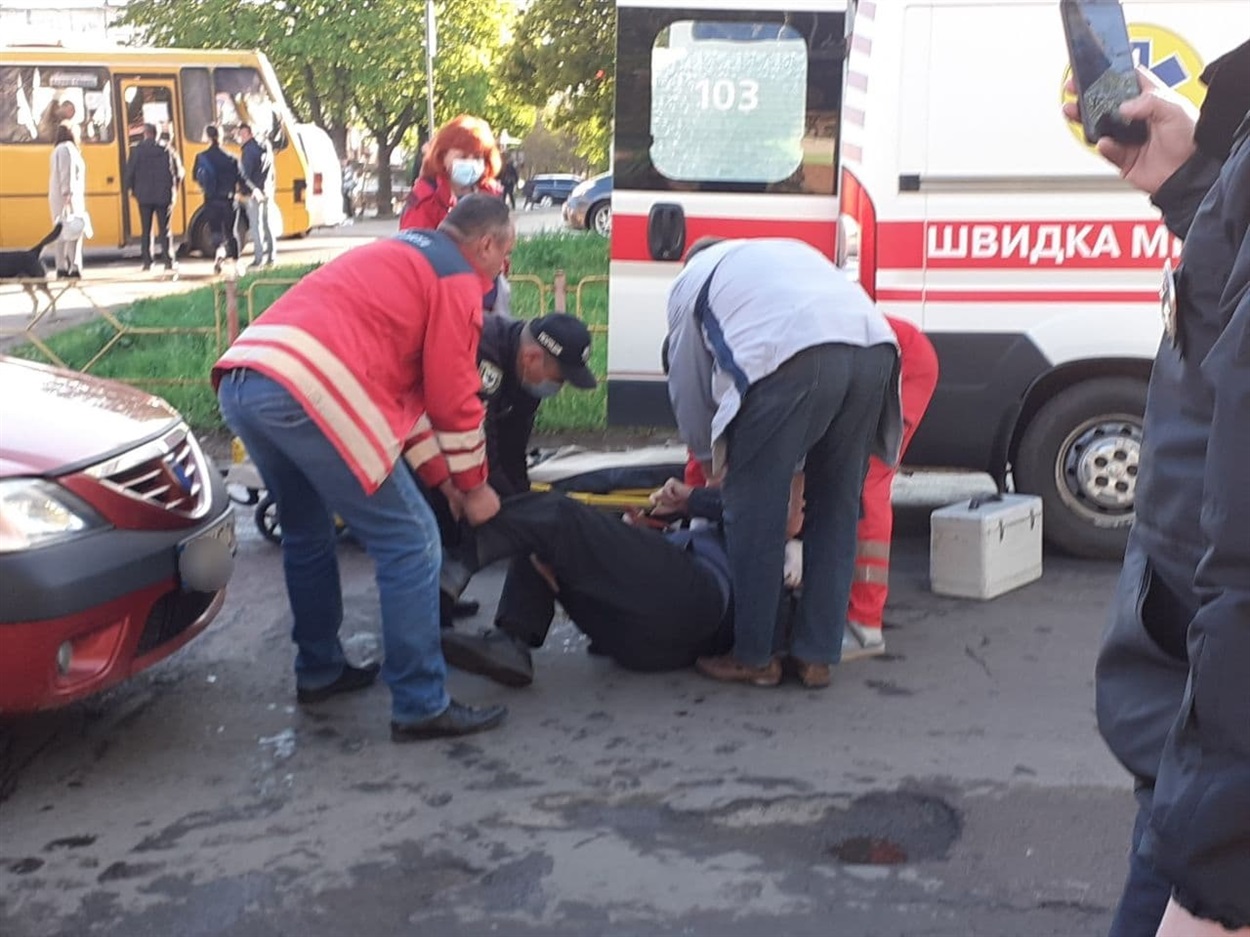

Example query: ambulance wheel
[1014,377,1146,560]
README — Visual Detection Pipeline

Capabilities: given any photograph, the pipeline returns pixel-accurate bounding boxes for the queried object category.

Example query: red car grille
[88,424,210,518]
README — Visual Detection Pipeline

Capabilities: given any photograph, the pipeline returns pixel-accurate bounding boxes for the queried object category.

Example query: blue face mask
[524,379,562,399]
[449,158,485,188]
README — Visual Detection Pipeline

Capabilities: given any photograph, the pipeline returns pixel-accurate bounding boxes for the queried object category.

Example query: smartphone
[1061,0,1148,145]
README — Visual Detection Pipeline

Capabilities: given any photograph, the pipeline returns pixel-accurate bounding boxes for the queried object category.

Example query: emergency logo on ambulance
[1062,24,1207,149]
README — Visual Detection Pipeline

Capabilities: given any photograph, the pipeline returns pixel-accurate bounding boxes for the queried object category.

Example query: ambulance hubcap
[1059,418,1142,517]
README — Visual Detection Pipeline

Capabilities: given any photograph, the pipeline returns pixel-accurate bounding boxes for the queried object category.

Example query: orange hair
[420,114,502,184]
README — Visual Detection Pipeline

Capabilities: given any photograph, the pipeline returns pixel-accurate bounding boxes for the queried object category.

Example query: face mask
[523,379,562,399]
[449,158,485,188]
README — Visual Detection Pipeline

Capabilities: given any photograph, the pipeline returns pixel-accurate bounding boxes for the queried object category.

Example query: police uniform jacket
[477,314,539,497]
[1095,53,1250,927]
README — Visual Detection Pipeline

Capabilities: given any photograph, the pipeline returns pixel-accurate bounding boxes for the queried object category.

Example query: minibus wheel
[1013,377,1146,560]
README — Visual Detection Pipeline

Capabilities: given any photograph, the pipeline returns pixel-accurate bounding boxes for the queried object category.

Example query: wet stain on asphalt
[97,861,164,884]
[44,835,97,851]
[865,679,914,697]
[8,857,44,875]
[132,799,285,852]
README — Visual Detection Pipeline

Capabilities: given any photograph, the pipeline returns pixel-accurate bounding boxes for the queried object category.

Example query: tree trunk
[328,124,348,160]
[376,141,395,218]
[301,63,325,127]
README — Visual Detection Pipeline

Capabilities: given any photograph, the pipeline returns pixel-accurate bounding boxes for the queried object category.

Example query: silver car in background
[562,172,612,237]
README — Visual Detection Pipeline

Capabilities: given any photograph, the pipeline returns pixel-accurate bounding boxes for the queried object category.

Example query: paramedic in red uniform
[844,316,939,660]
[213,195,514,742]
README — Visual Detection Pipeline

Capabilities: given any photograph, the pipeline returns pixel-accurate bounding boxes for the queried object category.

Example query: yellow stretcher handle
[528,483,654,512]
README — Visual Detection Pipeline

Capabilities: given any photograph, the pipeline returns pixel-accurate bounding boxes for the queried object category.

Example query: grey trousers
[721,342,896,666]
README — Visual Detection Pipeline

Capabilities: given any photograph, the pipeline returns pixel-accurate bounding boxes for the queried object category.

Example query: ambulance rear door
[608,0,849,426]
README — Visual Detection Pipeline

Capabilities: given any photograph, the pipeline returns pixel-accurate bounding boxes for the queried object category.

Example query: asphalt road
[0,486,1136,937]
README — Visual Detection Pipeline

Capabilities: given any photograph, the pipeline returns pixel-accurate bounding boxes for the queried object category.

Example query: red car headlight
[0,478,106,553]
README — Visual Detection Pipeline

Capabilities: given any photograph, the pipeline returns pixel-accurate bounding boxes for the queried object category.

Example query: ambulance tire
[1013,377,1147,560]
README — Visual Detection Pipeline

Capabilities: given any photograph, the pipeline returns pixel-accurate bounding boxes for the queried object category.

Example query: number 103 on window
[695,78,760,112]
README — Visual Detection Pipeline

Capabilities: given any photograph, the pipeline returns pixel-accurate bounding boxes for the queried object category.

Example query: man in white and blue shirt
[665,237,901,687]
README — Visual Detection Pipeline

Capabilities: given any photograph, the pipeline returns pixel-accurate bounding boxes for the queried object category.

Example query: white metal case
[930,494,1043,600]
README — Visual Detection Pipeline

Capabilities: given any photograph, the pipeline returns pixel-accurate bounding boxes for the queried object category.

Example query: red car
[0,357,236,713]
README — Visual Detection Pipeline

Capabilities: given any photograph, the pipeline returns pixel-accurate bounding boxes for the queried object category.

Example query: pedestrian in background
[48,123,89,279]
[399,114,502,231]
[665,237,900,690]
[123,123,182,272]
[1062,43,1250,937]
[192,125,242,273]
[237,122,276,269]
[500,157,519,210]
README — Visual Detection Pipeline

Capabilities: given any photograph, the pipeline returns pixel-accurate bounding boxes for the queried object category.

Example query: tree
[115,0,533,215]
[504,0,615,168]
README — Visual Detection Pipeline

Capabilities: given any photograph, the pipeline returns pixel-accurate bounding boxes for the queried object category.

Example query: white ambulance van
[607,0,1231,558]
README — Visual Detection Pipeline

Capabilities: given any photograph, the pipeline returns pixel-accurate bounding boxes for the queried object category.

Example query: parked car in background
[563,172,613,237]
[0,358,236,713]
[523,173,583,208]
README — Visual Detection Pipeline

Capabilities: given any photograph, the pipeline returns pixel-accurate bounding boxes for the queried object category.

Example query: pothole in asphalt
[825,791,961,865]
[537,788,961,868]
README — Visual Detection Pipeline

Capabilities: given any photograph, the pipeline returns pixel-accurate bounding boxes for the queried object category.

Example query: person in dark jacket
[123,123,183,271]
[430,313,596,628]
[478,313,597,498]
[237,122,276,268]
[192,125,243,273]
[439,490,733,686]
[1065,42,1250,937]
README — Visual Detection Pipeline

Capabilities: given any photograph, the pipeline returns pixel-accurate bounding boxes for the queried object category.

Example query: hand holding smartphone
[1061,0,1148,145]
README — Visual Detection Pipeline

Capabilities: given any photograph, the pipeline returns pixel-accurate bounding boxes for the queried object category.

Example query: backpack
[193,151,218,197]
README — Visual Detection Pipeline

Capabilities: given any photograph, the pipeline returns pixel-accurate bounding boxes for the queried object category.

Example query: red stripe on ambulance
[876,288,1159,304]
[610,214,836,263]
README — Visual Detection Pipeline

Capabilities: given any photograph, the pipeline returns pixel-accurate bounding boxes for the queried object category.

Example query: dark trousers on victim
[482,492,730,671]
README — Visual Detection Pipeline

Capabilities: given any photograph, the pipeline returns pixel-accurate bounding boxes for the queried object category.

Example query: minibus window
[213,67,285,150]
[651,21,806,184]
[0,66,113,145]
[181,67,214,143]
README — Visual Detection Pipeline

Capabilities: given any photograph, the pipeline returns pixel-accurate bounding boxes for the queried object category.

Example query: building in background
[1,0,132,44]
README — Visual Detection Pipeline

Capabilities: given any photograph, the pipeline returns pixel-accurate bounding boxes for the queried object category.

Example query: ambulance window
[651,21,807,184]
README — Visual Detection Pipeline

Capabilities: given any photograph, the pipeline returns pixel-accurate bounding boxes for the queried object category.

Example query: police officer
[1063,43,1250,937]
[476,312,598,496]
[437,313,596,626]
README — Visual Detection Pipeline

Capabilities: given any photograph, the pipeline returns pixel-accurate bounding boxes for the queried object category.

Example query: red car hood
[0,357,181,476]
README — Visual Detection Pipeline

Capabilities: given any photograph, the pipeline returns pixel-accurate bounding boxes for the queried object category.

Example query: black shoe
[586,640,610,658]
[453,598,480,618]
[56,268,69,279]
[440,555,475,600]
[391,700,507,742]
[441,630,534,688]
[296,661,381,704]
[66,267,81,279]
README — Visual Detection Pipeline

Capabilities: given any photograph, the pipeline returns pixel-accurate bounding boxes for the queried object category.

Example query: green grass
[8,231,611,433]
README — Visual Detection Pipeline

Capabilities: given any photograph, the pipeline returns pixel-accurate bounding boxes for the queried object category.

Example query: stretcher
[222,438,691,542]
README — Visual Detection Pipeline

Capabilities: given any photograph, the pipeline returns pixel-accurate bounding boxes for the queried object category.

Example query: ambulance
[606,0,1232,559]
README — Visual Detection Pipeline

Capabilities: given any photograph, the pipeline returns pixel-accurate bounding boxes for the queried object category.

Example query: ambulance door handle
[648,203,686,262]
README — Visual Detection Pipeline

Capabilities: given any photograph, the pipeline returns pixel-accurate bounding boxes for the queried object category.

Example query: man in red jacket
[214,195,514,742]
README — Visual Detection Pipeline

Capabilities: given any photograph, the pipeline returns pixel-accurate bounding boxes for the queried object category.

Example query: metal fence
[0,270,608,388]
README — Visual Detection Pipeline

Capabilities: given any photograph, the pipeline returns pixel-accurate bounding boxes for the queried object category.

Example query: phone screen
[1062,0,1146,144]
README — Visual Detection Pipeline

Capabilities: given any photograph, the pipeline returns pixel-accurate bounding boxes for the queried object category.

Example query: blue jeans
[217,369,449,722]
[722,343,895,667]
[245,196,275,264]
[1107,786,1172,937]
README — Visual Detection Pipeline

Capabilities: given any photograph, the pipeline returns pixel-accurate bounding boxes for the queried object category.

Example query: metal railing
[1,270,609,389]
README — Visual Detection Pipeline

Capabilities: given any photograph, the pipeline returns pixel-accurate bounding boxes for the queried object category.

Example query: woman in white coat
[48,124,90,278]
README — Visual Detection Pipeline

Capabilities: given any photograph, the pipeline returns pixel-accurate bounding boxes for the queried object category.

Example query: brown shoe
[695,654,782,687]
[789,658,832,689]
